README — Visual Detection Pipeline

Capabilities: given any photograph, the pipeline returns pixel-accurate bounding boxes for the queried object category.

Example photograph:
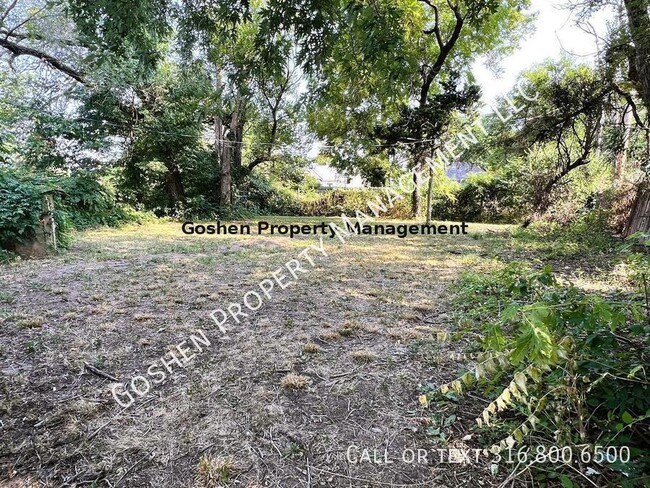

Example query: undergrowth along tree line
[1,0,649,256]
[1,0,649,486]
[415,220,649,486]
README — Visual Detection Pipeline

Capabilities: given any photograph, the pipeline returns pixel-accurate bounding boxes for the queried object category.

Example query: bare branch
[0,0,19,26]
[0,37,84,83]
[4,4,47,39]
[0,27,79,47]
[612,83,647,128]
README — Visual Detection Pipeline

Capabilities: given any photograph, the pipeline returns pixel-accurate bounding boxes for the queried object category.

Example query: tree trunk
[214,115,233,209]
[646,126,650,171]
[231,103,244,171]
[426,167,434,224]
[219,133,232,209]
[615,106,632,179]
[165,163,186,210]
[624,0,650,112]
[411,170,421,218]
[595,108,605,159]
[522,160,590,227]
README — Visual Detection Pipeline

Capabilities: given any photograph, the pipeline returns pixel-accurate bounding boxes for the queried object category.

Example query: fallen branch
[84,362,119,382]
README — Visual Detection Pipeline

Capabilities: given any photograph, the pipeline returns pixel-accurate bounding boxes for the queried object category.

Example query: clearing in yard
[0,218,616,487]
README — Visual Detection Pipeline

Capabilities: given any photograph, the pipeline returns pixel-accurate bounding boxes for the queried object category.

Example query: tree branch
[612,83,647,128]
[421,0,443,47]
[0,28,80,48]
[418,0,464,105]
[0,0,19,25]
[0,36,84,83]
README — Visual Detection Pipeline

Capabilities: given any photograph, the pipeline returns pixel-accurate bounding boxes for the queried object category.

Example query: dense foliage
[1,0,648,233]
[0,168,151,259]
[422,225,650,486]
[0,169,55,249]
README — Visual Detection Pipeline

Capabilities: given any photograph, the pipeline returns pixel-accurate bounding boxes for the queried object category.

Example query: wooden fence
[627,189,650,236]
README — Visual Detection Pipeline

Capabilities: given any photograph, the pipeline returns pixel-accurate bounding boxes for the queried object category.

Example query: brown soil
[0,219,507,487]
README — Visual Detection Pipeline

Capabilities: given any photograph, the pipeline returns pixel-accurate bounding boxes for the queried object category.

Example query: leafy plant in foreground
[426,263,650,484]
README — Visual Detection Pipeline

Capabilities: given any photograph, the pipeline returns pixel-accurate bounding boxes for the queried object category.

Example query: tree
[269,0,533,216]
[569,0,650,159]
[490,61,614,226]
[0,0,86,83]
[178,0,303,210]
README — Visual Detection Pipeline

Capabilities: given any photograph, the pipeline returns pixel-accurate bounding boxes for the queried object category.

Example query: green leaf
[622,411,634,424]
[501,303,519,322]
[559,475,574,488]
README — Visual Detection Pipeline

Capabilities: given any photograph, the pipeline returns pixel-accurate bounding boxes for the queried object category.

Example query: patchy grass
[196,455,238,487]
[0,291,15,304]
[350,349,378,362]
[281,373,310,390]
[0,217,621,487]
[302,343,320,354]
[17,316,45,328]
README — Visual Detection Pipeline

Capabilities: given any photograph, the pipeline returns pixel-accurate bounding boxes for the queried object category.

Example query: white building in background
[308,164,366,189]
[308,161,483,190]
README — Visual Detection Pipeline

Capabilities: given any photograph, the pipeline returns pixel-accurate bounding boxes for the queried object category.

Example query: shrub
[57,172,154,228]
[431,173,526,223]
[0,167,152,256]
[425,263,649,485]
[226,173,304,217]
[301,188,412,218]
[0,168,58,250]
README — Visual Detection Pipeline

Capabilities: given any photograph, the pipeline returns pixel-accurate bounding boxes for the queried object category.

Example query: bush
[57,172,154,228]
[0,168,58,249]
[427,262,649,485]
[0,248,15,263]
[431,173,526,223]
[235,173,305,216]
[230,175,413,219]
[301,188,412,218]
[0,167,153,256]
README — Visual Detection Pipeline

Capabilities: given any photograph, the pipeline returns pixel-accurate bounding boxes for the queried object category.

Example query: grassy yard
[0,218,621,487]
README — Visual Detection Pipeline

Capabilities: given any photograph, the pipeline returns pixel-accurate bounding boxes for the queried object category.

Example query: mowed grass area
[0,218,620,487]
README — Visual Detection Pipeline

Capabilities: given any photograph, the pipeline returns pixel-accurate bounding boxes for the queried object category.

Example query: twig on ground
[83,362,119,382]
[329,370,356,379]
[113,449,155,487]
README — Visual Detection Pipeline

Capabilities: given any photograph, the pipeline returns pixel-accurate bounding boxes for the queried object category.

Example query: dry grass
[350,349,378,362]
[338,322,361,337]
[196,455,237,487]
[303,343,320,354]
[17,316,44,328]
[387,328,422,341]
[280,373,310,390]
[318,330,341,341]
[0,218,542,486]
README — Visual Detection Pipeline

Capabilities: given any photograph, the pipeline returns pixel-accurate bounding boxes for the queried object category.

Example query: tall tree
[178,0,301,210]
[492,61,613,226]
[266,0,532,216]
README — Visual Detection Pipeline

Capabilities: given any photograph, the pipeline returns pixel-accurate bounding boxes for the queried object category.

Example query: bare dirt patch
[0,219,506,487]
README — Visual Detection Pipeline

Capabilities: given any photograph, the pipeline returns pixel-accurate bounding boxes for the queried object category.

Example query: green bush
[431,173,526,223]
[230,175,413,219]
[236,173,305,216]
[431,263,649,485]
[0,168,57,249]
[301,188,412,218]
[0,168,153,257]
[57,172,154,228]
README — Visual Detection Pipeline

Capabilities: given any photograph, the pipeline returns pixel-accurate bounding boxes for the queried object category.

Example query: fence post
[42,193,57,250]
